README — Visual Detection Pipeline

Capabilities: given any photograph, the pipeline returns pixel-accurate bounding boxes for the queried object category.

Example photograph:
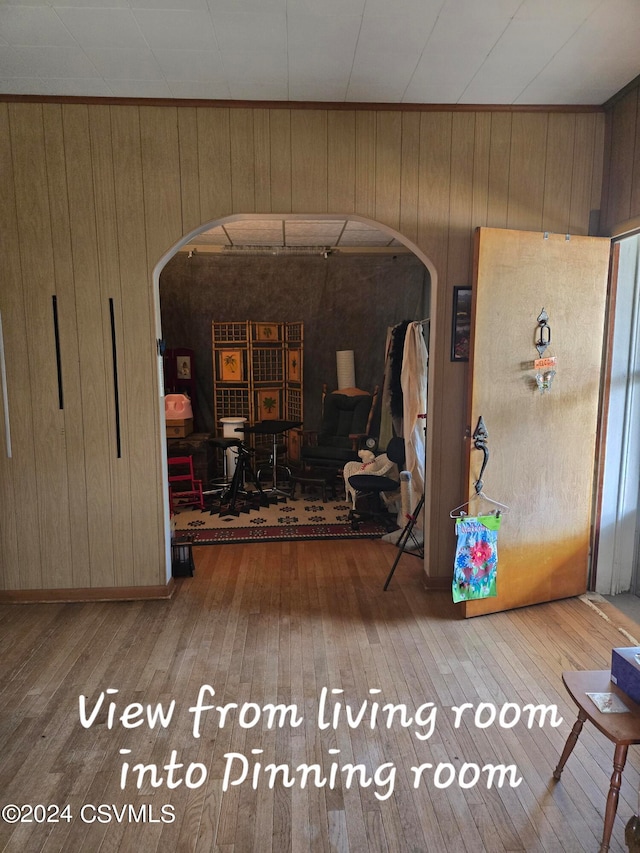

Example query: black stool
[217,439,265,511]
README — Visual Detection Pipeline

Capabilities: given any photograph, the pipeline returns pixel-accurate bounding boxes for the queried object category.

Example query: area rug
[172,490,394,545]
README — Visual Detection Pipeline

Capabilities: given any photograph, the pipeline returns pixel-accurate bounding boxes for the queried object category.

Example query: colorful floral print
[452,515,501,603]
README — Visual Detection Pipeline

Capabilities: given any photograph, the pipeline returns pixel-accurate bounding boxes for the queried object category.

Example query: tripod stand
[383,492,424,590]
[383,412,427,591]
[220,440,265,512]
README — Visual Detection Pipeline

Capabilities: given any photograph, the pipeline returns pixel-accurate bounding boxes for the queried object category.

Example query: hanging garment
[400,321,428,523]
[452,515,501,603]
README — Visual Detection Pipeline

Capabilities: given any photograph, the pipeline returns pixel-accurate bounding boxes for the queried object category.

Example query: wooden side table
[554,670,640,852]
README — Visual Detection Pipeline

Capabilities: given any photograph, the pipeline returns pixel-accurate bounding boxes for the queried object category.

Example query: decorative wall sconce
[535,309,551,356]
[533,308,556,393]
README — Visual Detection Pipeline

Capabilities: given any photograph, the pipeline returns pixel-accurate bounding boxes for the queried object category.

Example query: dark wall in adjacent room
[159,251,430,434]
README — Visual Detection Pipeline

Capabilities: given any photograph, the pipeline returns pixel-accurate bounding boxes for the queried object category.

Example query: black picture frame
[451,286,472,362]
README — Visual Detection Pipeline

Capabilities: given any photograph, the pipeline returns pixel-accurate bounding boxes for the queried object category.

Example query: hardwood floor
[1,539,640,852]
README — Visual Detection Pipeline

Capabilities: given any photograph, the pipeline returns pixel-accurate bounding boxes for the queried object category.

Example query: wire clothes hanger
[449,415,509,519]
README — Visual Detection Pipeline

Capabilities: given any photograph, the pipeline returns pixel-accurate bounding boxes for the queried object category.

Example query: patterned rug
[172,488,395,545]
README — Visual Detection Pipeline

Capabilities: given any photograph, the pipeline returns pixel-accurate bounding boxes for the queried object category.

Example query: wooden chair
[168,456,204,512]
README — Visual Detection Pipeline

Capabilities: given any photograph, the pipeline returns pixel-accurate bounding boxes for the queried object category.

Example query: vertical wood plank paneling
[592,112,605,231]
[10,103,73,589]
[0,101,611,594]
[0,104,27,586]
[543,113,575,234]
[417,111,452,574]
[197,107,232,224]
[110,105,165,586]
[355,111,376,220]
[507,113,548,232]
[486,112,512,228]
[399,112,420,245]
[471,112,491,229]
[328,110,356,214]
[253,109,271,213]
[42,103,90,586]
[61,104,115,588]
[374,111,402,231]
[88,105,135,589]
[139,106,182,584]
[177,107,202,237]
[140,106,183,266]
[445,111,475,547]
[269,109,291,213]
[448,112,475,285]
[291,110,328,213]
[604,91,637,230]
[229,108,256,213]
[569,113,597,235]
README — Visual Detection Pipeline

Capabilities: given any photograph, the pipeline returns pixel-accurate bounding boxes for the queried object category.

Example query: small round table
[554,669,640,852]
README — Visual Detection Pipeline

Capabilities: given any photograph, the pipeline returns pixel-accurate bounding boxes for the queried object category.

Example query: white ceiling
[0,0,639,105]
[186,218,406,252]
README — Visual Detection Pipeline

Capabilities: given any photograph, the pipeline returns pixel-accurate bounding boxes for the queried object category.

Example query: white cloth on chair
[343,454,399,509]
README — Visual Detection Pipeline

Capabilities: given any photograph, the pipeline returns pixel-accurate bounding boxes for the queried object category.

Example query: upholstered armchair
[300,384,379,471]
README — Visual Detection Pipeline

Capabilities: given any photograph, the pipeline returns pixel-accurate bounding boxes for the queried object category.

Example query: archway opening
[153,214,438,581]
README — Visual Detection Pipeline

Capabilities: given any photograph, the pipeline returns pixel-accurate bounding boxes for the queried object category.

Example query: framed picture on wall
[177,354,192,379]
[288,348,301,383]
[219,349,244,382]
[451,287,472,362]
[255,322,280,342]
[256,389,282,420]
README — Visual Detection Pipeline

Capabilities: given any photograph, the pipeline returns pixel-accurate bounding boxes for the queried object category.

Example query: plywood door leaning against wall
[462,227,611,618]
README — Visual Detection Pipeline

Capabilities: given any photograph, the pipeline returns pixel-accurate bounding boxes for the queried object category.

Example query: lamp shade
[336,350,356,390]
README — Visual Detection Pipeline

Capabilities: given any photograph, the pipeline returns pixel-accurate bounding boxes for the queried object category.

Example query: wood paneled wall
[602,81,640,234]
[0,101,605,594]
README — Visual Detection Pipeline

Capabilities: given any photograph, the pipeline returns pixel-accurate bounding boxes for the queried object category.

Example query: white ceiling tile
[132,0,208,10]
[133,9,218,51]
[3,45,100,78]
[211,12,286,52]
[0,77,51,94]
[37,76,114,96]
[288,75,350,102]
[347,70,413,103]
[0,46,37,77]
[356,12,436,55]
[0,0,639,105]
[167,80,231,98]
[286,12,361,53]
[0,6,77,46]
[154,49,225,83]
[197,227,229,244]
[85,47,164,80]
[106,78,173,97]
[54,9,148,49]
[220,49,287,81]
[286,0,366,16]
[229,80,289,100]
[208,0,285,12]
[51,0,129,7]
[363,0,441,15]
[340,231,390,246]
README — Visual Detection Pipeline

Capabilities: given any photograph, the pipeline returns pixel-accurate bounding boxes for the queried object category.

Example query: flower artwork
[452,515,501,602]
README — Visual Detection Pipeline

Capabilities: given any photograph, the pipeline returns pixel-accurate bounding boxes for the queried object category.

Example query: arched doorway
[153,214,438,581]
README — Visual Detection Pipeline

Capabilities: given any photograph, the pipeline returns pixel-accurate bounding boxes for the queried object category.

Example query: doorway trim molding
[595,233,640,595]
[152,213,439,583]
